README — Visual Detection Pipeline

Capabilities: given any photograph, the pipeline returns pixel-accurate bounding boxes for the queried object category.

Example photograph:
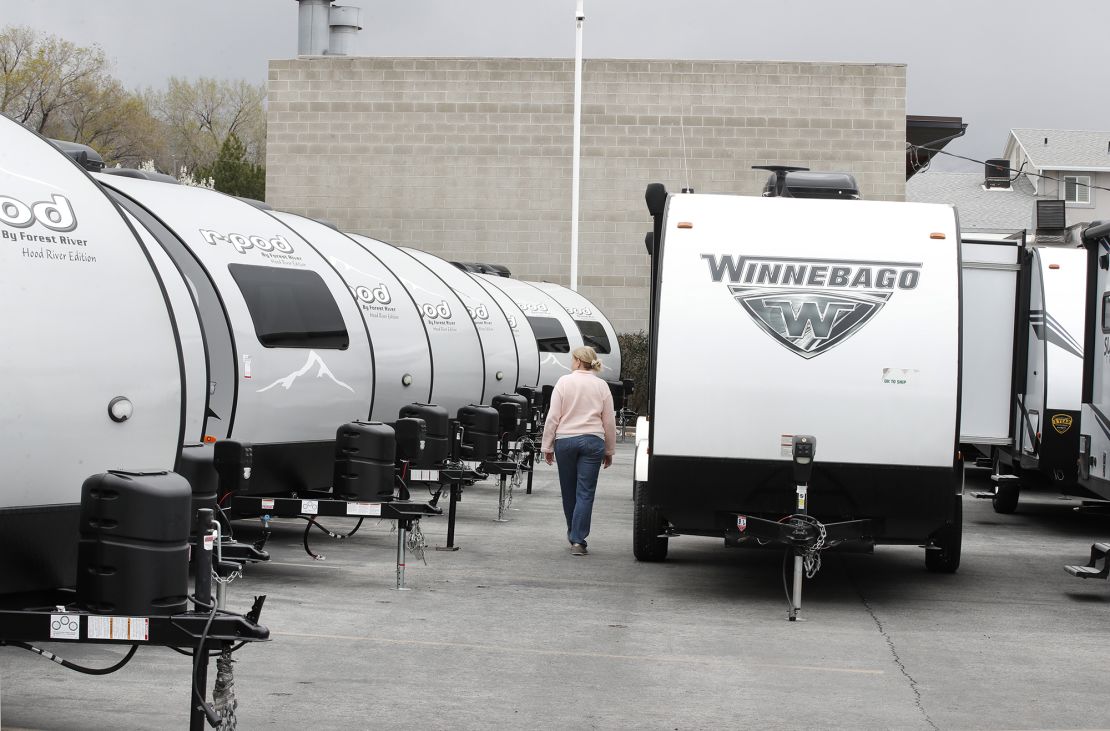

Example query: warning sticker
[261,499,275,510]
[301,499,319,515]
[50,614,80,640]
[87,616,149,642]
[780,435,793,458]
[412,469,440,482]
[881,368,919,386]
[347,502,382,517]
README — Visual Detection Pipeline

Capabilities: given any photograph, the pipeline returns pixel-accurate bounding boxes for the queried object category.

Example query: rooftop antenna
[569,0,585,292]
[680,116,691,193]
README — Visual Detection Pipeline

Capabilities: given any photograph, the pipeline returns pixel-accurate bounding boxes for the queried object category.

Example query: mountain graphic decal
[257,350,355,393]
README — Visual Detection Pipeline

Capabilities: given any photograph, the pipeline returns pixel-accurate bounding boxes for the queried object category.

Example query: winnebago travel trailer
[94,173,376,495]
[478,274,585,387]
[0,116,185,594]
[636,185,963,574]
[530,280,623,380]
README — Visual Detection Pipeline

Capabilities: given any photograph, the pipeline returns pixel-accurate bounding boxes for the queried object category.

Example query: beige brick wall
[267,57,906,333]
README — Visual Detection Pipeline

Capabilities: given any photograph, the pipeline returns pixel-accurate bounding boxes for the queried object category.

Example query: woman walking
[541,346,617,556]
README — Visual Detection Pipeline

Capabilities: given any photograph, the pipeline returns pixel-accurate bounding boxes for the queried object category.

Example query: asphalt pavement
[3,443,1110,730]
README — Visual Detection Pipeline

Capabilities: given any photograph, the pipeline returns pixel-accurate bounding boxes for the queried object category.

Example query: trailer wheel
[925,494,962,573]
[633,480,668,562]
[990,449,1019,514]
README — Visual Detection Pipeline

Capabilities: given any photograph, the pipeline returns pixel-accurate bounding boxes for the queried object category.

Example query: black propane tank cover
[457,404,501,461]
[541,384,554,411]
[333,421,397,501]
[515,384,538,407]
[213,440,253,495]
[606,380,626,411]
[399,403,450,466]
[177,443,217,531]
[77,470,192,616]
[492,393,530,438]
[393,417,427,464]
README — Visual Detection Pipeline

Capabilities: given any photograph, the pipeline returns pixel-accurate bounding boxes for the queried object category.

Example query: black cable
[299,515,365,560]
[908,143,1110,195]
[2,641,138,675]
[167,641,247,658]
[191,601,222,727]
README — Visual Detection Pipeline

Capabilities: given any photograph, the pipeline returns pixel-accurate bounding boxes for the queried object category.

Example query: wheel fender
[634,417,650,483]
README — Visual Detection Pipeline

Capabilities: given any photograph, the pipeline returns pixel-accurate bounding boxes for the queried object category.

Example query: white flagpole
[570,0,584,292]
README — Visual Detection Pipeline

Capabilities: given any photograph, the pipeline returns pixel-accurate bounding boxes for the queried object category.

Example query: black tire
[925,493,962,573]
[633,480,668,561]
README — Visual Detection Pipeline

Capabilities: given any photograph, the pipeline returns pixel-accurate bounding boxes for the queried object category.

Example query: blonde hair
[571,346,602,372]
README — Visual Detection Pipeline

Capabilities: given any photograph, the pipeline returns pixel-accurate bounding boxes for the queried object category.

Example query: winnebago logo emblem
[702,254,922,359]
[1051,414,1074,434]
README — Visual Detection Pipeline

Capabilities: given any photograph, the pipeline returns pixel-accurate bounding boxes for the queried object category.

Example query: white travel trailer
[636,186,963,571]
[0,117,184,594]
[1077,221,1110,499]
[272,213,435,421]
[469,273,541,389]
[968,243,1086,512]
[347,234,486,415]
[403,247,520,396]
[530,281,623,380]
[478,275,585,387]
[95,174,375,495]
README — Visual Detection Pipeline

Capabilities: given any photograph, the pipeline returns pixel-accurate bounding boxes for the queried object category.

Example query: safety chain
[793,514,828,579]
[212,566,243,587]
[407,521,428,565]
[213,647,238,730]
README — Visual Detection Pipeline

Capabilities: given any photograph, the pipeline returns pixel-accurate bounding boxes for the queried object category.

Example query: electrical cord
[908,143,1110,195]
[2,640,138,675]
[298,515,365,560]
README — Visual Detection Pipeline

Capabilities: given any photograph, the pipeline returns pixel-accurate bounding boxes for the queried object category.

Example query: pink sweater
[541,370,617,456]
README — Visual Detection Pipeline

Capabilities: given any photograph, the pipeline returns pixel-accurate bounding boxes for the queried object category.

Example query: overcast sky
[7,0,1110,171]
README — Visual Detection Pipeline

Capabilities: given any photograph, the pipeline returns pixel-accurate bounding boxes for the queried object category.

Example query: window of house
[1064,175,1092,204]
[229,264,349,349]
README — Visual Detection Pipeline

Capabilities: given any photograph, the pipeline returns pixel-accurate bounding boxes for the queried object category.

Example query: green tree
[154,76,266,173]
[197,133,265,200]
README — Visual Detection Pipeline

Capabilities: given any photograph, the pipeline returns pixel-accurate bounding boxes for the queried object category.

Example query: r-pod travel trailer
[635,185,963,572]
[0,116,184,594]
[530,280,623,381]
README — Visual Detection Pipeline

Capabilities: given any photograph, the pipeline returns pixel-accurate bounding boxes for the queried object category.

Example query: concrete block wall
[267,57,906,333]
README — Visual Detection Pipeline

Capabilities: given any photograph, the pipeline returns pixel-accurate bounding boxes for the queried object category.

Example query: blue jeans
[554,435,605,547]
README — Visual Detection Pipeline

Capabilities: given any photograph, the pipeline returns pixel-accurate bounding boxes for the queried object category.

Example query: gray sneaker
[570,543,588,556]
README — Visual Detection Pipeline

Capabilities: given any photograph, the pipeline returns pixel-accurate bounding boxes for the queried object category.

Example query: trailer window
[1103,293,1110,333]
[574,320,611,354]
[527,316,570,353]
[229,264,349,349]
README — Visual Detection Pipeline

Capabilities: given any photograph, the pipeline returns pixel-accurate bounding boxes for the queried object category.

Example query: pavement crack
[846,561,938,731]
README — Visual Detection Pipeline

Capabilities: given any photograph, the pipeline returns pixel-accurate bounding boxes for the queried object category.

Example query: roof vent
[328,6,362,56]
[984,158,1011,189]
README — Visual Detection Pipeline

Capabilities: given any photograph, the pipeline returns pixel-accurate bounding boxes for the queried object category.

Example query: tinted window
[1104,293,1110,333]
[229,264,349,349]
[527,316,570,353]
[574,320,611,354]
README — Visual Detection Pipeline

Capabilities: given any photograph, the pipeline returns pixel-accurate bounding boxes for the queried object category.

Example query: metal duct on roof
[329,5,362,56]
[297,0,332,55]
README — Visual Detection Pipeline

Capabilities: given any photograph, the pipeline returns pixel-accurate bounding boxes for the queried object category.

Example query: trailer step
[971,491,995,500]
[1064,542,1110,580]
[973,457,992,468]
[990,474,1021,484]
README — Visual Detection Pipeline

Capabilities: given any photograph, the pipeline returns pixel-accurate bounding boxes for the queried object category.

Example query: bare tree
[155,77,266,173]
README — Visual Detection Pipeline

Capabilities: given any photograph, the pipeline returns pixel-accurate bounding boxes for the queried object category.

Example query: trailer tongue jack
[733,435,870,621]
